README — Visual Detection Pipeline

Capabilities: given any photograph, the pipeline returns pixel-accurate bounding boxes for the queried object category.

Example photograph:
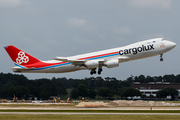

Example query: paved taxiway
[1,107,180,110]
[0,112,180,115]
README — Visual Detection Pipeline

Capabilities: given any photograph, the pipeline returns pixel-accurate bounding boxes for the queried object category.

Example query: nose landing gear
[160,54,163,61]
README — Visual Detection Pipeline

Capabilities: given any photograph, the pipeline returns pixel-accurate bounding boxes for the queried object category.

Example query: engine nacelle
[84,60,99,69]
[104,59,119,68]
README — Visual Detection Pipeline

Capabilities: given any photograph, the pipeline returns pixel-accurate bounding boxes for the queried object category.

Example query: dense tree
[38,85,51,99]
[156,88,179,100]
[70,89,79,99]
[121,87,141,99]
[88,89,96,99]
[77,84,88,97]
[1,72,180,100]
[0,73,67,99]
[97,88,113,99]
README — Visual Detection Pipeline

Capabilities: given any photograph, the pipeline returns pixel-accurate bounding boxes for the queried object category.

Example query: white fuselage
[16,38,176,74]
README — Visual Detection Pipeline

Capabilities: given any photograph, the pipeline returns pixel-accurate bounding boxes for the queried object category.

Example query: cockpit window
[161,38,165,41]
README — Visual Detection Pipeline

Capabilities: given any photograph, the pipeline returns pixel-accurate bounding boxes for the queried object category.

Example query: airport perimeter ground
[0,102,180,120]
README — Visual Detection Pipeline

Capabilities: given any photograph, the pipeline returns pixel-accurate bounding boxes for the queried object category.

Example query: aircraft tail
[4,45,41,66]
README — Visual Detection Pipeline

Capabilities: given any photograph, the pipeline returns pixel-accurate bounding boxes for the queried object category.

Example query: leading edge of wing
[53,57,85,62]
[53,57,85,65]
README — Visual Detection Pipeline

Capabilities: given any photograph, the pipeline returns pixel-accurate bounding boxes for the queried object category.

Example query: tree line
[0,72,180,100]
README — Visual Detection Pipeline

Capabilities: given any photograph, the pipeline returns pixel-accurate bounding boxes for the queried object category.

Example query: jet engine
[104,59,119,68]
[84,60,99,68]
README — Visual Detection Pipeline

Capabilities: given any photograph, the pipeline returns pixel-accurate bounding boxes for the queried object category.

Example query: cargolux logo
[119,44,154,55]
[16,51,29,64]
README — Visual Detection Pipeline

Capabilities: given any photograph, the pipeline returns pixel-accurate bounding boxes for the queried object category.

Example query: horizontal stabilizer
[11,67,35,72]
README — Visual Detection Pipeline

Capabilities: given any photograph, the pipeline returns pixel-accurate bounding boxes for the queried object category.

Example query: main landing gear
[98,68,102,75]
[90,68,102,75]
[160,54,163,62]
[90,68,96,75]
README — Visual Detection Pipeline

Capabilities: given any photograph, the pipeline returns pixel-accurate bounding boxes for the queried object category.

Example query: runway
[0,105,180,115]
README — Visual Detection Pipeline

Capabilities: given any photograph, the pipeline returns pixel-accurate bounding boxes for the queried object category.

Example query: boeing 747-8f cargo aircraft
[4,38,176,75]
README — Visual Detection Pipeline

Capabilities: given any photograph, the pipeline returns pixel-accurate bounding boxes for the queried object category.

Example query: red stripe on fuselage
[23,51,119,68]
[78,51,119,60]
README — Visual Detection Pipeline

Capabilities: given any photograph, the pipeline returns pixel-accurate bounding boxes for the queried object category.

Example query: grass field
[0,115,180,120]
[166,101,180,103]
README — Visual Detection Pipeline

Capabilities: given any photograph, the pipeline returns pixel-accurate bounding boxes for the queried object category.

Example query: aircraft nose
[169,41,176,48]
[166,41,176,50]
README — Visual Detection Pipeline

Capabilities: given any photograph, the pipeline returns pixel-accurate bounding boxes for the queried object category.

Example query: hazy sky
[1,0,180,80]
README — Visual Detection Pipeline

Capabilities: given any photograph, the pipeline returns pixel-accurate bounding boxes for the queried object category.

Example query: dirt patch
[76,100,180,107]
[76,101,108,107]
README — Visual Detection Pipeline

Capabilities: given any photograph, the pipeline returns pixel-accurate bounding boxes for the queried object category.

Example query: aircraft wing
[53,57,85,65]
[54,57,105,66]
[54,56,129,65]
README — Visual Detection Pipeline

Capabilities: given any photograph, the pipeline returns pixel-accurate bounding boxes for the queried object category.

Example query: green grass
[0,110,180,113]
[0,115,180,120]
[166,101,180,103]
